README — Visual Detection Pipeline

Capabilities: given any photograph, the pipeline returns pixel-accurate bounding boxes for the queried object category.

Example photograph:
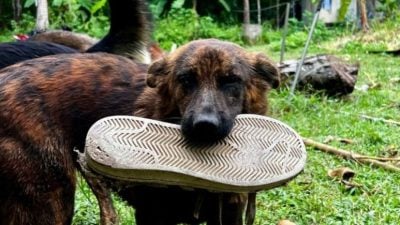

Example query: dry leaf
[383,145,399,157]
[277,220,297,225]
[323,135,335,144]
[328,167,362,189]
[367,82,382,90]
[328,167,355,181]
[390,77,400,83]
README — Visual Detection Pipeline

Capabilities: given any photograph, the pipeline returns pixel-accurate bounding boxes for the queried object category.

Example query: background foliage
[0,0,399,49]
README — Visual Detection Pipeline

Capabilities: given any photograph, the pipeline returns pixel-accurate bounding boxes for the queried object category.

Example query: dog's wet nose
[181,112,229,144]
[193,113,220,134]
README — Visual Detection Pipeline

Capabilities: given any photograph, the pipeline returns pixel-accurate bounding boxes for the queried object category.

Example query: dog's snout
[183,113,224,144]
[181,89,235,144]
[193,113,220,134]
[182,111,233,144]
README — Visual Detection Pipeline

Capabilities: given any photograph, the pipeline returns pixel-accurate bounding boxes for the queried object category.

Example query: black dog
[0,41,77,69]
[0,0,152,70]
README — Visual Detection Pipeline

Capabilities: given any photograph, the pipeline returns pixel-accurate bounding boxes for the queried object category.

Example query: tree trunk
[12,0,22,22]
[257,0,261,25]
[359,0,369,32]
[243,0,250,25]
[192,0,197,12]
[276,0,280,27]
[242,0,262,43]
[36,0,49,32]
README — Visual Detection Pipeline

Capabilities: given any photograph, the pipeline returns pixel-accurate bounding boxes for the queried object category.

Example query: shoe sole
[84,114,306,192]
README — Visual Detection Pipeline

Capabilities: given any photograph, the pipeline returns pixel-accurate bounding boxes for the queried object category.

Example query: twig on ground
[360,115,400,126]
[354,156,400,162]
[341,180,364,188]
[302,138,400,172]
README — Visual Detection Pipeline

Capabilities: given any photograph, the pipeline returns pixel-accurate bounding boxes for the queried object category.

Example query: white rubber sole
[84,114,306,192]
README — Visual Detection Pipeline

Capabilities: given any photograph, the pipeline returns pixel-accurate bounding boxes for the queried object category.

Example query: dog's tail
[86,0,152,63]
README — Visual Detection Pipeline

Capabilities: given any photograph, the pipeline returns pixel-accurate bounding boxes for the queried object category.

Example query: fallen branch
[360,115,400,126]
[302,138,400,172]
[354,156,400,162]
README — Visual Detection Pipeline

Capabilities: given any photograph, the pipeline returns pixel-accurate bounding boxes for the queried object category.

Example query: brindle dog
[0,39,279,225]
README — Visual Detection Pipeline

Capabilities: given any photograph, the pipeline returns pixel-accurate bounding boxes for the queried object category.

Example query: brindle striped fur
[0,39,279,225]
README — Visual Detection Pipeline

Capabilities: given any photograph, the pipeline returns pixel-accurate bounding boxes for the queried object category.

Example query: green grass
[0,30,14,42]
[71,39,400,224]
[250,35,400,224]
[73,176,135,225]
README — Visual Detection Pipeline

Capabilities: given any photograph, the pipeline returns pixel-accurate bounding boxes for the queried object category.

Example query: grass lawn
[54,21,396,224]
[250,27,400,224]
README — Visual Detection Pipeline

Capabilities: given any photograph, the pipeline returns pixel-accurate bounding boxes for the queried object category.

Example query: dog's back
[0,53,146,224]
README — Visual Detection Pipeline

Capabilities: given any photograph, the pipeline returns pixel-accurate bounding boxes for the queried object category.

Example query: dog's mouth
[180,114,233,145]
[162,115,234,145]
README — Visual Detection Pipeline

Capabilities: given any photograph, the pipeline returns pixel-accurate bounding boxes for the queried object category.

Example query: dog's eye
[218,75,243,99]
[177,74,197,89]
[218,75,242,87]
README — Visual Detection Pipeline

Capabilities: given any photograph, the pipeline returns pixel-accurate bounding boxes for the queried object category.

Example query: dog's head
[147,39,280,143]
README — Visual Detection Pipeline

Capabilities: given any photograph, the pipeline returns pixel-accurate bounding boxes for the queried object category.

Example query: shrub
[154,8,243,50]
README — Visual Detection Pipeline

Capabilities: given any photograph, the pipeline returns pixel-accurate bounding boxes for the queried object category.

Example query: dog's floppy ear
[147,58,169,88]
[251,53,280,89]
[243,53,280,114]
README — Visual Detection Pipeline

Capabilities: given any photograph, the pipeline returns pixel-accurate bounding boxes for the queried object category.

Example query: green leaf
[337,0,352,21]
[91,0,107,14]
[154,0,168,17]
[78,0,92,11]
[24,0,35,8]
[171,0,185,9]
[52,0,64,7]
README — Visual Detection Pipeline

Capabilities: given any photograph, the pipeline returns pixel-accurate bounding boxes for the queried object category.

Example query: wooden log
[279,54,359,96]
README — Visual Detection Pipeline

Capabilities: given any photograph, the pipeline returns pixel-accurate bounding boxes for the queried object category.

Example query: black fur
[0,0,151,70]
[86,0,152,59]
[0,41,77,69]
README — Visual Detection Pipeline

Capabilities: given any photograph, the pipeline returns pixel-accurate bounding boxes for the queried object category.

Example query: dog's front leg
[77,150,118,225]
[206,193,248,225]
[84,174,119,225]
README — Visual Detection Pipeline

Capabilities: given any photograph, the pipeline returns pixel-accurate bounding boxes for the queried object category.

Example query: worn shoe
[84,114,306,192]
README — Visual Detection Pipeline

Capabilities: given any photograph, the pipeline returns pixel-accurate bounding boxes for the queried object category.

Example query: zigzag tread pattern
[85,115,306,186]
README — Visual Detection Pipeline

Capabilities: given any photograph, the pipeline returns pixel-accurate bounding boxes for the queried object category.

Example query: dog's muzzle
[181,112,232,144]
